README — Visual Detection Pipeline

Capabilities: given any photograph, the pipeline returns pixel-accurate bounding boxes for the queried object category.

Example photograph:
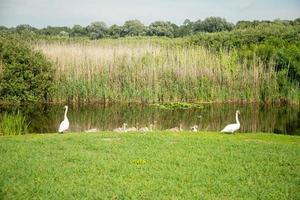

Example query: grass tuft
[0,111,28,136]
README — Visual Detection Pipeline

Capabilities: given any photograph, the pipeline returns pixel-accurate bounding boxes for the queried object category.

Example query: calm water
[0,103,299,135]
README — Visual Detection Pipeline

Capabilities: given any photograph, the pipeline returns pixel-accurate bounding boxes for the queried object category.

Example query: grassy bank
[0,132,299,199]
[34,37,299,104]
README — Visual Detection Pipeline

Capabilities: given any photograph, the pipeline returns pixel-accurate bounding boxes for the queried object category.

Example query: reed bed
[34,38,299,104]
[0,111,28,135]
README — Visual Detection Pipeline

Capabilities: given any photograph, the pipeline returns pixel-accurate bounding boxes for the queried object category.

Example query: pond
[0,103,299,135]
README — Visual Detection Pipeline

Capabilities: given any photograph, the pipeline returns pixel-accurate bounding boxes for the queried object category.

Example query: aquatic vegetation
[0,111,29,135]
[153,102,204,110]
[34,37,299,104]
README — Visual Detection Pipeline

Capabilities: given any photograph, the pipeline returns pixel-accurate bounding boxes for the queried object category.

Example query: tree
[235,20,253,29]
[121,20,145,37]
[0,34,54,104]
[0,26,8,31]
[178,19,194,36]
[86,21,108,39]
[193,19,204,32]
[59,31,69,37]
[170,23,180,37]
[293,18,300,25]
[40,26,71,36]
[108,24,122,38]
[201,17,234,32]
[147,21,174,37]
[70,25,87,37]
[16,24,37,34]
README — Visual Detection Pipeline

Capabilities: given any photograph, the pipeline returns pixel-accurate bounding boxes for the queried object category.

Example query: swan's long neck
[64,107,68,119]
[236,113,240,125]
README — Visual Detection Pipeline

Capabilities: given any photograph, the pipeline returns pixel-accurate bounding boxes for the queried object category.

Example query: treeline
[0,17,251,39]
[1,17,300,40]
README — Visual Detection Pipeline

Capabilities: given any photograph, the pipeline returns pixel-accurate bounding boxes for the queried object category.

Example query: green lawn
[0,132,299,200]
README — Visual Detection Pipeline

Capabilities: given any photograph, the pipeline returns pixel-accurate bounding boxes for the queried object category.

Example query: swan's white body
[58,106,69,133]
[167,124,183,132]
[221,110,240,133]
[127,127,138,132]
[139,124,153,132]
[84,128,98,133]
[113,123,127,133]
[190,125,198,132]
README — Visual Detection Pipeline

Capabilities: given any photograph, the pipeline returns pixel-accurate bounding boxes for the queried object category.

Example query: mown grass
[0,132,299,199]
[34,37,299,104]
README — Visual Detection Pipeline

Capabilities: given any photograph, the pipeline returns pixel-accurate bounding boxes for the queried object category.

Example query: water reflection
[0,103,299,135]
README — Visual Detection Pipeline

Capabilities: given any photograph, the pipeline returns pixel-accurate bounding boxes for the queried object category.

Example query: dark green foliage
[108,24,122,38]
[1,17,300,40]
[40,26,71,36]
[153,102,204,110]
[86,21,108,39]
[70,24,87,37]
[178,19,194,36]
[121,20,146,36]
[200,17,234,32]
[0,26,8,31]
[189,22,300,84]
[15,24,37,34]
[0,34,54,104]
[147,21,175,37]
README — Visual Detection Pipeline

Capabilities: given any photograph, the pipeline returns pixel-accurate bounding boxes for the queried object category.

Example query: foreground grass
[0,132,299,200]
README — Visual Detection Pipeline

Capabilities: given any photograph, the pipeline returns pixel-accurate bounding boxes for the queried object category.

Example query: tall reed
[0,111,28,136]
[34,37,299,104]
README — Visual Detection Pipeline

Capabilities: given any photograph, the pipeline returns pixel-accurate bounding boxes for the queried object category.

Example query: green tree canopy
[121,20,145,36]
[40,26,71,36]
[201,17,234,32]
[16,24,37,34]
[70,25,87,37]
[108,24,122,38]
[147,21,174,37]
[86,21,108,39]
[0,34,54,104]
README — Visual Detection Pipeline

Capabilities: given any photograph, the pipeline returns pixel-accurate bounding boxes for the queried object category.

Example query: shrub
[0,34,54,104]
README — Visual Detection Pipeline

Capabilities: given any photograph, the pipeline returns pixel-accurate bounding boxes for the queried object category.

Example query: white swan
[139,124,153,132]
[127,123,139,132]
[167,124,183,132]
[58,105,69,133]
[113,123,127,133]
[84,128,99,133]
[190,125,198,132]
[221,110,240,133]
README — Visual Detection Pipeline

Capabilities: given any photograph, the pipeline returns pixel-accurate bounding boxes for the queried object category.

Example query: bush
[0,34,54,104]
[188,23,300,85]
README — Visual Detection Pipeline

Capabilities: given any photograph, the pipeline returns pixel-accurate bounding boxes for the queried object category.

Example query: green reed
[0,111,28,136]
[34,37,299,104]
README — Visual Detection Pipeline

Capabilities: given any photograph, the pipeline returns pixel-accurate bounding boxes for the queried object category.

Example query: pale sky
[0,0,299,28]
